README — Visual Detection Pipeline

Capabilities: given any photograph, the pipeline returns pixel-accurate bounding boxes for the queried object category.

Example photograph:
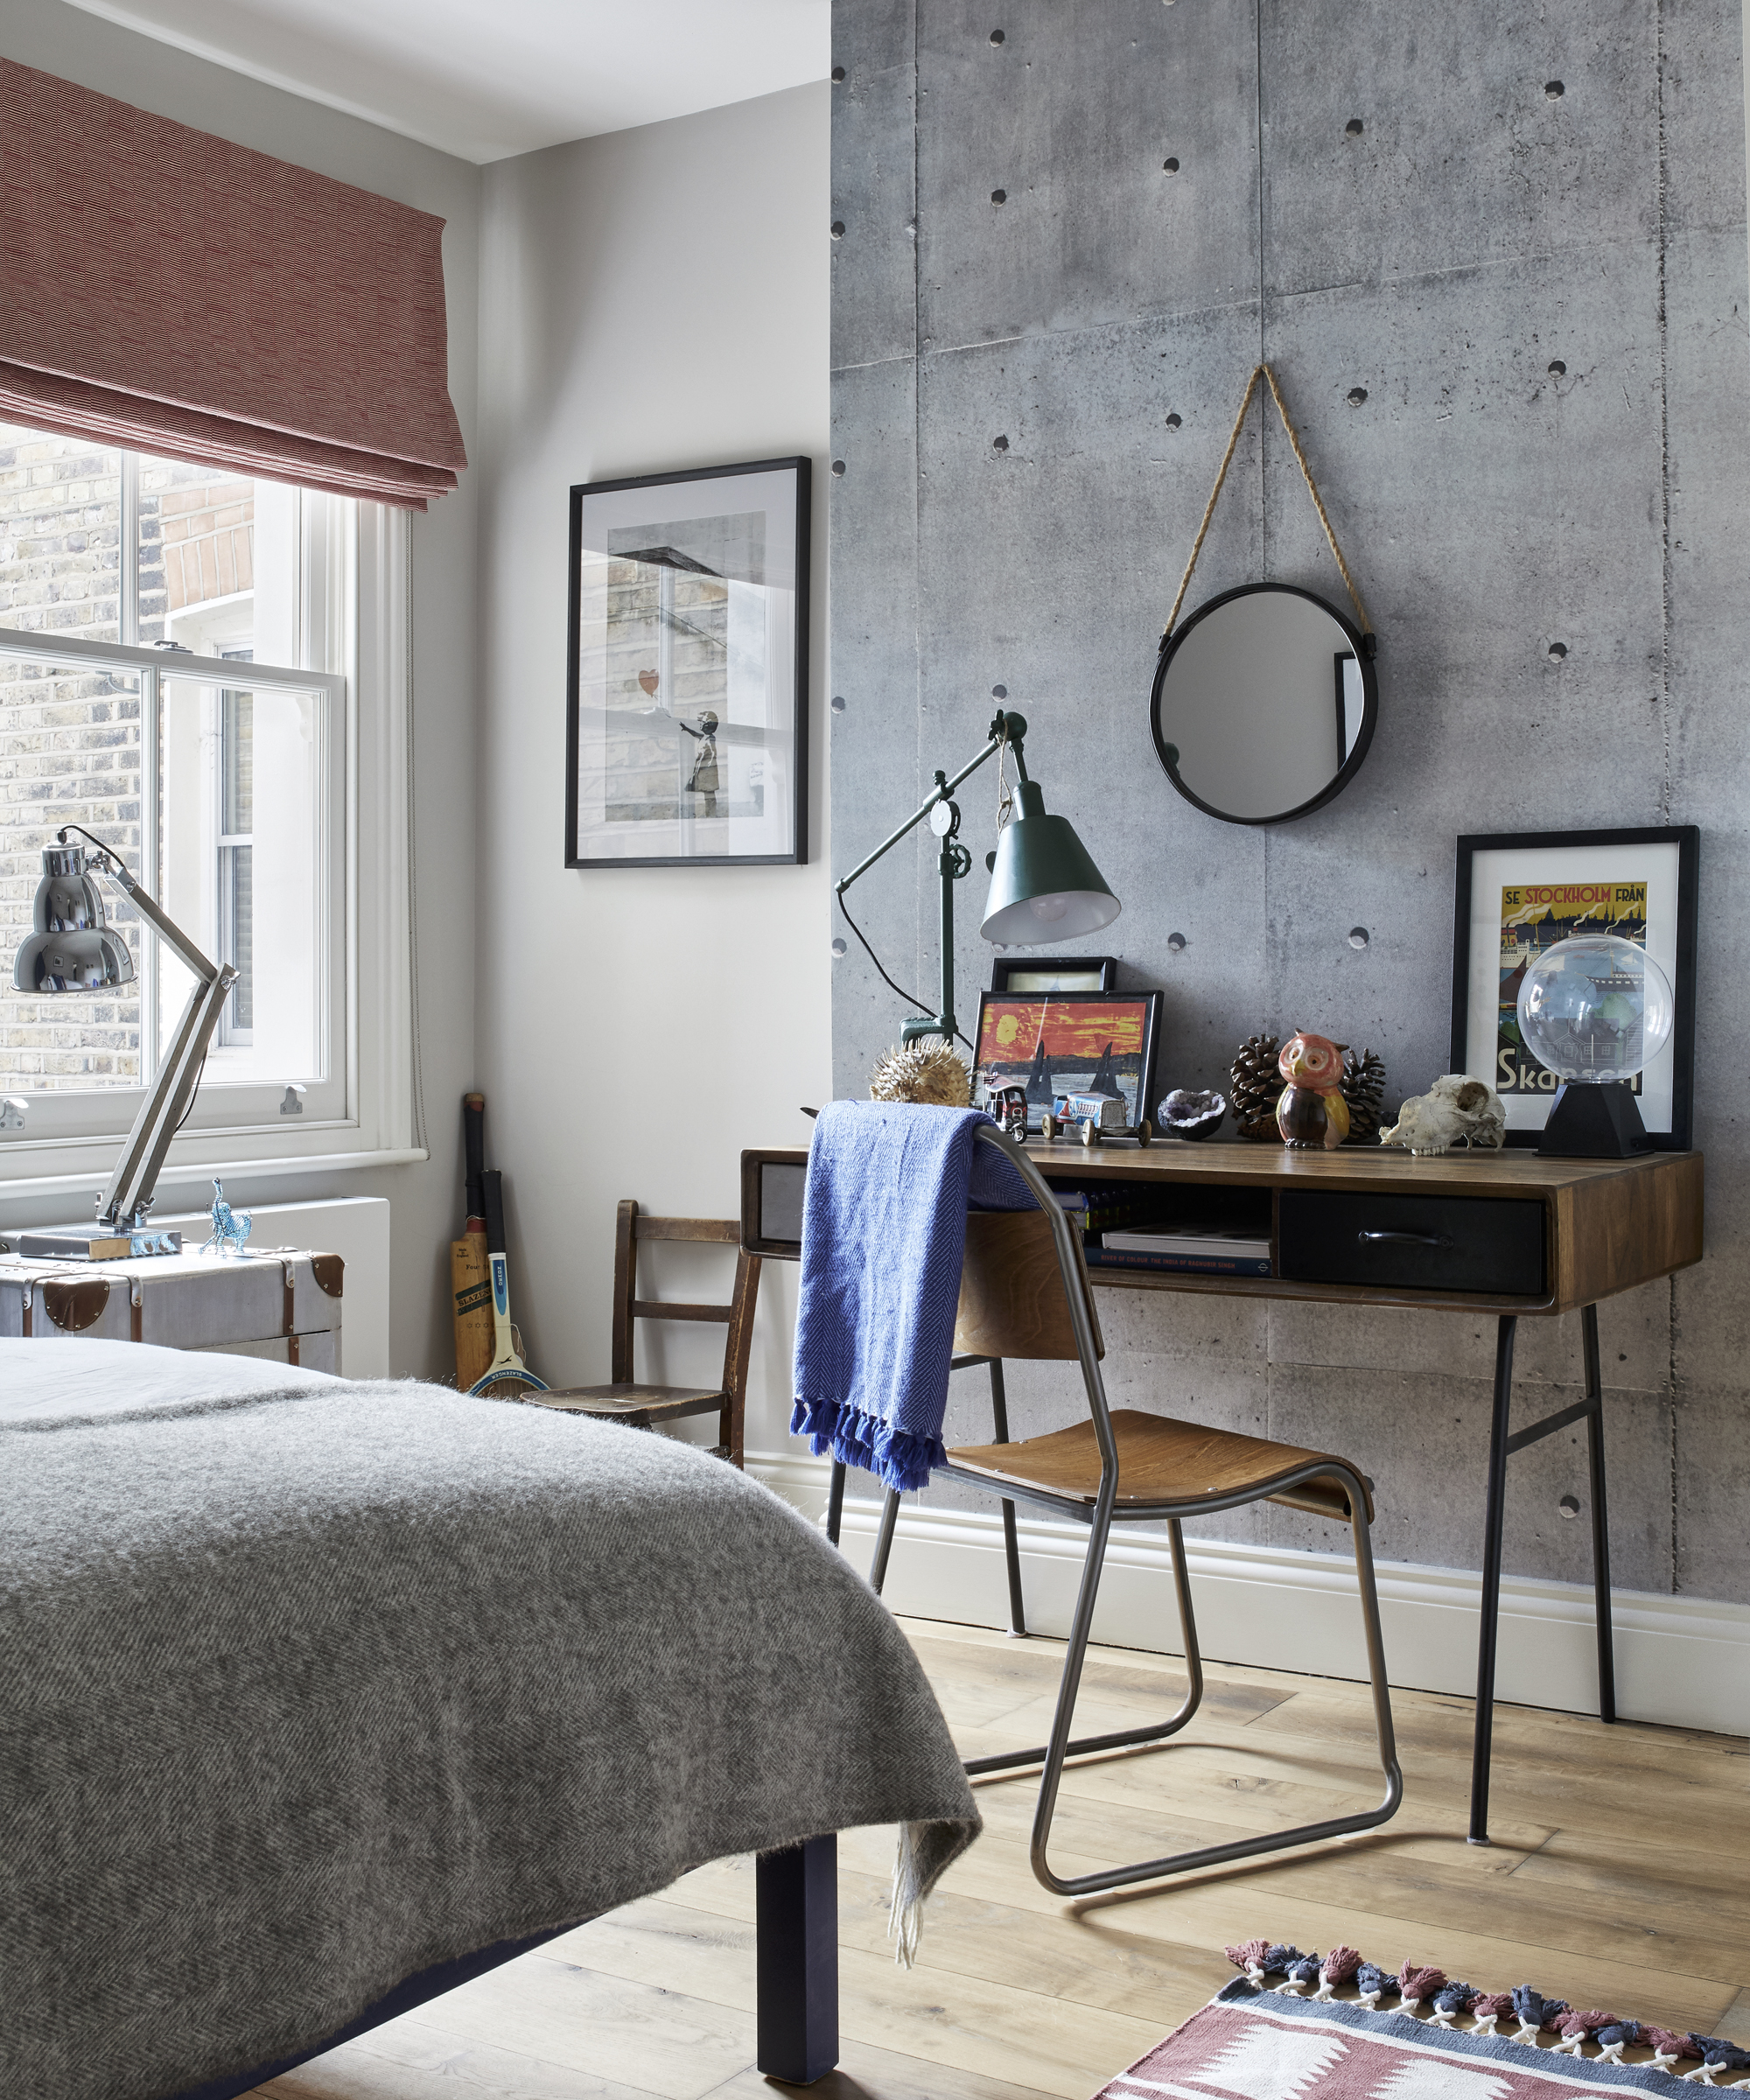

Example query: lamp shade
[980,779,1120,945]
[11,844,135,993]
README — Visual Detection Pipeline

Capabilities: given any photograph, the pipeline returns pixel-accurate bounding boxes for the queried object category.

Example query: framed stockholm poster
[1450,826,1699,1149]
[564,457,810,868]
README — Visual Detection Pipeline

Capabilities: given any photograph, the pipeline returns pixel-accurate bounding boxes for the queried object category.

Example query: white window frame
[0,497,424,1199]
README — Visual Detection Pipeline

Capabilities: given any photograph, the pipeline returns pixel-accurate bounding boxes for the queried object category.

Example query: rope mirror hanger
[1152,363,1381,829]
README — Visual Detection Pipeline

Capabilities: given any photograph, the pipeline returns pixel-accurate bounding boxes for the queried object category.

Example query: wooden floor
[261,1616,1750,2100]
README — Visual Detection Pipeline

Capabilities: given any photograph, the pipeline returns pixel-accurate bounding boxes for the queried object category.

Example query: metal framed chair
[532,1200,761,1467]
[841,1122,1403,1897]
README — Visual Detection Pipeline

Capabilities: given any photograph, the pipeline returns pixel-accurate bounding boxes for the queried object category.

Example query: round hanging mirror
[1150,582,1378,826]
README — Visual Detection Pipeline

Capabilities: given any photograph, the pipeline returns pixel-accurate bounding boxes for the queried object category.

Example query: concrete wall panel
[831,0,1750,1606]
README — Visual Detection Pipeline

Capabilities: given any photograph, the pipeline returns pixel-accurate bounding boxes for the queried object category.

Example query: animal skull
[1378,1074,1507,1156]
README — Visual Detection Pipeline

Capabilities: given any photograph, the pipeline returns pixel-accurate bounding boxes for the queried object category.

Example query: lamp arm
[834,709,1026,898]
[56,830,237,1231]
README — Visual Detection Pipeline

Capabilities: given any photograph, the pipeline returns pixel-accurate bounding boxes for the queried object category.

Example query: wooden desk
[742,1138,1704,1843]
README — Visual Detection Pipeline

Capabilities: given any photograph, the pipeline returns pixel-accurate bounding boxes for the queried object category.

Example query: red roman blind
[0,58,467,509]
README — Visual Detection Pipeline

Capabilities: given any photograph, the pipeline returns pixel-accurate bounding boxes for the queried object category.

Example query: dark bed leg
[756,1834,838,2084]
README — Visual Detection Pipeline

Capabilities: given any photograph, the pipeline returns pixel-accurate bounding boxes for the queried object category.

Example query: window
[0,420,418,1180]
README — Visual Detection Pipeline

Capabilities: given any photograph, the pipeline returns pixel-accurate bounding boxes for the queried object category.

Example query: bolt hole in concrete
[1166,412,1182,429]
[990,27,1005,44]
[991,187,1007,204]
[1548,640,1568,660]
[831,937,847,957]
[1164,156,1180,172]
[1346,117,1364,135]
[1545,79,1565,99]
[830,220,844,238]
[1548,359,1566,374]
[992,435,1010,452]
[830,695,846,713]
[830,65,845,81]
[1167,931,1187,953]
[991,683,1008,698]
[1558,1494,1581,1518]
[831,459,845,477]
[1348,386,1368,404]
[1348,927,1370,949]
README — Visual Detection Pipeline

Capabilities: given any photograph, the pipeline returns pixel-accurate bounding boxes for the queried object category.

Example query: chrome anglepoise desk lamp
[11,826,237,1258]
[836,708,1119,1048]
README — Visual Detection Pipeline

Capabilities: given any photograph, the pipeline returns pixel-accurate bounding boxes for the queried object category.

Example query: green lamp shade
[980,780,1120,945]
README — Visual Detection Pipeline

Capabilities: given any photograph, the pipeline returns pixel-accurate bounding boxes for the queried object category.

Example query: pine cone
[1341,1047,1387,1144]
[1230,1032,1285,1141]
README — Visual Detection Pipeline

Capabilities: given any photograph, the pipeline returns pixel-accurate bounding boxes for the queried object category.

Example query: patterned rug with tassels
[1092,1942,1750,2098]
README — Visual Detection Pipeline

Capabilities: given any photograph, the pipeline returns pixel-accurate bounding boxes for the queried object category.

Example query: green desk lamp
[10,824,237,1259]
[836,708,1119,1047]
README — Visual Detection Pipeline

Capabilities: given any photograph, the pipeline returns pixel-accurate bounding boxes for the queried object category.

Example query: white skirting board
[750,1450,1750,1740]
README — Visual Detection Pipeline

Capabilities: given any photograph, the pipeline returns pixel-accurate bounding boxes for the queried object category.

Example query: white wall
[0,0,482,1376]
[474,86,830,1446]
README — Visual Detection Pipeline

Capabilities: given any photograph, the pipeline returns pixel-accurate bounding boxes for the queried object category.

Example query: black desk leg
[756,1835,839,2084]
[1581,1303,1617,1724]
[1470,1313,1517,1844]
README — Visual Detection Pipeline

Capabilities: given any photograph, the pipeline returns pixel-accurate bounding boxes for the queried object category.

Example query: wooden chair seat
[946,1407,1373,1523]
[533,1382,727,1428]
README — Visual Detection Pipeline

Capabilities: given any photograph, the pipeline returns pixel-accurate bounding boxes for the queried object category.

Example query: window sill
[0,1146,429,1204]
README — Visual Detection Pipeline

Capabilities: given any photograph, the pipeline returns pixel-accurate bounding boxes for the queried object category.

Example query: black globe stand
[1537,1080,1654,1157]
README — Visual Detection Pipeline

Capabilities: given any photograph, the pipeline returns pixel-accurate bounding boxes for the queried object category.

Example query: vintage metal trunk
[0,1247,344,1371]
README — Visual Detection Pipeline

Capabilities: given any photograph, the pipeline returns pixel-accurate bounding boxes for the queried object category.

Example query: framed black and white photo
[565,458,809,868]
[988,955,1118,995]
[1451,827,1699,1149]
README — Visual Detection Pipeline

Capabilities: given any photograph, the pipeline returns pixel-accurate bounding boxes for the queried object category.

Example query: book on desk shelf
[1088,1222,1273,1278]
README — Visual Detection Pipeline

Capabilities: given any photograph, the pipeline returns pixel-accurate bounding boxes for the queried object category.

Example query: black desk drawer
[1278,1190,1545,1296]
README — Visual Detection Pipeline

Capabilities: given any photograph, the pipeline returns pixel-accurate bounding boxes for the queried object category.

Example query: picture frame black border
[1149,581,1379,827]
[1449,825,1699,1152]
[974,986,1164,1136]
[988,955,1119,994]
[564,455,811,870]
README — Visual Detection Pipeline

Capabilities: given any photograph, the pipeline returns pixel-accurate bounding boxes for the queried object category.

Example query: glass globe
[1516,934,1674,1083]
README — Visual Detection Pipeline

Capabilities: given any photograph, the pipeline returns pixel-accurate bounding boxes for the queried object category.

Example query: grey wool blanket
[0,1353,979,2100]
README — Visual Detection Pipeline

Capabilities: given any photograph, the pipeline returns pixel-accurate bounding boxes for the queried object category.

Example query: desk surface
[741,1138,1704,1318]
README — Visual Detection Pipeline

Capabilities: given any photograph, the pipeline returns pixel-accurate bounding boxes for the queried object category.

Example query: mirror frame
[1149,581,1380,827]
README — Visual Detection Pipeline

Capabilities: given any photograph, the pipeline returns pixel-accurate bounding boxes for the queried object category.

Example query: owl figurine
[1276,1031,1351,1149]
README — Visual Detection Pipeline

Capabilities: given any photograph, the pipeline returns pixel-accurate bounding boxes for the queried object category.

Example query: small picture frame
[565,457,809,869]
[989,955,1118,995]
[1450,826,1699,1149]
[974,989,1163,1134]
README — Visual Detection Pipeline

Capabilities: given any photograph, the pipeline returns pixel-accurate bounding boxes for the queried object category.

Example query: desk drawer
[1278,1190,1545,1296]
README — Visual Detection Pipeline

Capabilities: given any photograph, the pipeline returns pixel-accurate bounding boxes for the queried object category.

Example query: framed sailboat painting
[565,457,810,867]
[973,990,1163,1135]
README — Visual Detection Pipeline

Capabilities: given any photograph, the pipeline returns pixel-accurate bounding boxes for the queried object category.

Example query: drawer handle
[1358,1229,1453,1249]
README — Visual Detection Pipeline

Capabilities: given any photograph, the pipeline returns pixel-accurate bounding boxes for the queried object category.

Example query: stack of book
[1087,1222,1272,1278]
[1053,1187,1168,1239]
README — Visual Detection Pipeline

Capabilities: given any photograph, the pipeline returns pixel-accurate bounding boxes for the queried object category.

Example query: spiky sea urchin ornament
[1340,1046,1388,1144]
[869,1038,973,1107]
[1230,1032,1285,1140]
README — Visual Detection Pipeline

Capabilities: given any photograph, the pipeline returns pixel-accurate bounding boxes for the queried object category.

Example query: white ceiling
[60,0,831,162]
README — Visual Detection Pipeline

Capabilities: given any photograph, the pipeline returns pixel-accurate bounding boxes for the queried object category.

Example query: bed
[0,1339,979,2100]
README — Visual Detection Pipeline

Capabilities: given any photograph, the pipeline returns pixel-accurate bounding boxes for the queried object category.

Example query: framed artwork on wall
[988,955,1118,995]
[565,457,809,868]
[973,989,1163,1134]
[1450,826,1699,1149]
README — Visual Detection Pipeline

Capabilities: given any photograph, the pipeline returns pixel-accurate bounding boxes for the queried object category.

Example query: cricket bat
[451,1092,494,1390]
[469,1168,548,1399]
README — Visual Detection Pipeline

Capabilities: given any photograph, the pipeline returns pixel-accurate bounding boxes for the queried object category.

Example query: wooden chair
[531,1201,761,1467]
[853,1124,1403,1896]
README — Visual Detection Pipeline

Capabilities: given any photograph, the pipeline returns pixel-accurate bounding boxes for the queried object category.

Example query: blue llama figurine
[202,1179,253,1258]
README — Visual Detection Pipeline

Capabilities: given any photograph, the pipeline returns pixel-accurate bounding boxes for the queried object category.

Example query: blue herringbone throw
[790,1101,1035,1493]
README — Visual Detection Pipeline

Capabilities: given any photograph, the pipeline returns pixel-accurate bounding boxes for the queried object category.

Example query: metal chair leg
[869,1487,901,1593]
[1024,1466,1403,1898]
[824,1459,846,1548]
[987,1360,1027,1637]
